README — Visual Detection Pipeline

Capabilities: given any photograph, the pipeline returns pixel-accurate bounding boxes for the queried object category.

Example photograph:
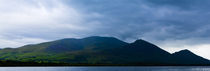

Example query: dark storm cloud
[62,0,210,44]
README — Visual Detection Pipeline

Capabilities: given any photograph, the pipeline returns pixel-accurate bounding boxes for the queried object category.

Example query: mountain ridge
[0,36,208,66]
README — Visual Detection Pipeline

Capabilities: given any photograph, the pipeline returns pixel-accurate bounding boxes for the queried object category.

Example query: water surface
[0,66,209,71]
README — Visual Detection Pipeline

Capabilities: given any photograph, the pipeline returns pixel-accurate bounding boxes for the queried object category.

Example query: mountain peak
[132,39,159,48]
[173,49,194,55]
[172,49,210,64]
[126,39,171,57]
[179,49,192,53]
[134,39,150,44]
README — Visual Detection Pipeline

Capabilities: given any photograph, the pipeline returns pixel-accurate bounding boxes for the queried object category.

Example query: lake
[0,66,209,71]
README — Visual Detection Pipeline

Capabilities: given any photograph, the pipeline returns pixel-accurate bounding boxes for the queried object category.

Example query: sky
[0,0,210,59]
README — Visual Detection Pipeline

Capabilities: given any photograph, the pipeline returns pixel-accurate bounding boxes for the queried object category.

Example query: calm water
[0,66,209,71]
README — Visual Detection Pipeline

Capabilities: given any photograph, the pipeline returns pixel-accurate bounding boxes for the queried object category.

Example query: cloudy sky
[0,0,210,59]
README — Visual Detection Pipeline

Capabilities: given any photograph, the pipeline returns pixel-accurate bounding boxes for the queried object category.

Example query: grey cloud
[62,0,210,45]
[0,0,210,48]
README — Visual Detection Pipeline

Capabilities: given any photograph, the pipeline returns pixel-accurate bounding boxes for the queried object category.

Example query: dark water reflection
[0,66,209,71]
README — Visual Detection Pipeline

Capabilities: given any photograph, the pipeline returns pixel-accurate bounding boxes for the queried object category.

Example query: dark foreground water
[0,66,209,71]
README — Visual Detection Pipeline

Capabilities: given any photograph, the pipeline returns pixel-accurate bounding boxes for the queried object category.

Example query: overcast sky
[0,0,210,59]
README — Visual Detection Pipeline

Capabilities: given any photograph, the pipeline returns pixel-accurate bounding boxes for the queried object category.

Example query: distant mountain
[171,49,210,65]
[0,36,209,66]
